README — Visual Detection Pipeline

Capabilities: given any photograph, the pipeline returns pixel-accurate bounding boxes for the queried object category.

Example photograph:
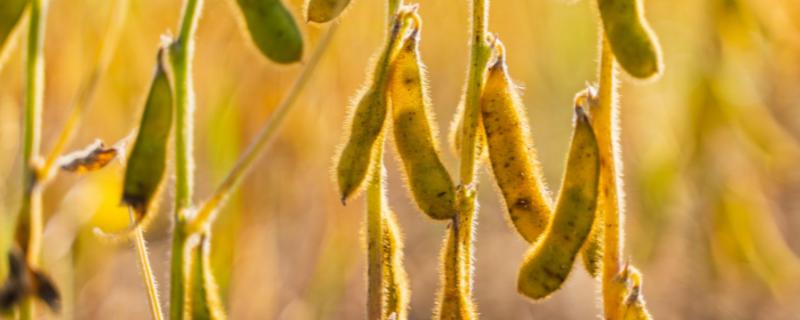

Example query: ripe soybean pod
[574,88,604,278]
[336,14,408,203]
[237,0,303,64]
[517,104,600,300]
[597,0,663,79]
[382,211,408,320]
[121,48,173,225]
[305,0,351,23]
[387,14,457,220]
[480,41,552,243]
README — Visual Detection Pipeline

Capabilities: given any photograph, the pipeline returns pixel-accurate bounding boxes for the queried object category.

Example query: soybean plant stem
[130,209,164,320]
[453,0,490,312]
[187,24,339,235]
[169,0,204,319]
[16,0,47,319]
[366,145,385,320]
[595,36,624,319]
[40,0,128,181]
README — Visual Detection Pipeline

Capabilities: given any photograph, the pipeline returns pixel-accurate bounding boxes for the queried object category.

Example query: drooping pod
[236,0,303,64]
[189,234,227,320]
[573,88,604,278]
[480,42,552,243]
[382,211,409,320]
[121,48,173,226]
[597,0,663,79]
[0,0,27,52]
[305,0,351,23]
[517,104,600,300]
[336,16,407,203]
[387,16,456,220]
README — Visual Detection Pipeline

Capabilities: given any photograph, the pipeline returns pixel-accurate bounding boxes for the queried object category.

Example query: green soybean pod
[237,0,303,64]
[481,43,552,243]
[388,20,456,220]
[121,48,173,223]
[517,105,600,300]
[336,17,405,203]
[0,0,26,53]
[597,0,663,79]
[189,234,227,320]
[305,0,351,23]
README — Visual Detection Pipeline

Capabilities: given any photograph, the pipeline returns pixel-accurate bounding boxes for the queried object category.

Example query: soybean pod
[481,42,552,243]
[336,15,406,203]
[388,15,456,220]
[237,0,303,64]
[517,104,600,300]
[305,0,351,23]
[597,0,663,79]
[121,48,173,226]
[382,210,409,320]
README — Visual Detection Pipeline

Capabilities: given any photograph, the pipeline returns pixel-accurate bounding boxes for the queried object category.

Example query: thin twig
[186,24,339,234]
[130,208,164,320]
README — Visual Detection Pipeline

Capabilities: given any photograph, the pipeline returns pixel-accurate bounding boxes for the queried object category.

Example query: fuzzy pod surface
[481,50,552,243]
[388,25,456,220]
[517,106,600,300]
[122,49,173,222]
[237,0,303,64]
[597,0,663,79]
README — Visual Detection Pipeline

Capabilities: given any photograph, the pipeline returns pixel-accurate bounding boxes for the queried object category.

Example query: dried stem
[17,0,47,318]
[450,0,491,315]
[169,0,204,318]
[186,24,339,235]
[366,148,385,320]
[595,36,625,319]
[130,208,164,320]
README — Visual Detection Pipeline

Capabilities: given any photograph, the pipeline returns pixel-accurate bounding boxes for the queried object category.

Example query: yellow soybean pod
[597,0,663,79]
[305,0,351,23]
[517,105,600,300]
[336,18,406,203]
[237,0,303,64]
[382,211,409,320]
[388,21,456,220]
[481,44,552,243]
[122,49,173,223]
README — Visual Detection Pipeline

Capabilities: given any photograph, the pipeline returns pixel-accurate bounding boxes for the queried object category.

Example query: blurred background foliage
[0,0,798,318]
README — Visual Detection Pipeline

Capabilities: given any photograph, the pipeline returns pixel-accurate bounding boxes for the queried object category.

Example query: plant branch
[130,208,164,320]
[595,36,624,320]
[169,0,204,318]
[17,0,47,318]
[186,24,339,235]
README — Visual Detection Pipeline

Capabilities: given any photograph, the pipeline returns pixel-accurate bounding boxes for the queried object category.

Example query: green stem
[169,0,204,319]
[130,209,164,320]
[187,24,339,235]
[17,0,47,318]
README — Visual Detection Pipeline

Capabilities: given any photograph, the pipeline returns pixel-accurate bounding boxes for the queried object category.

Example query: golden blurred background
[1,0,799,318]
